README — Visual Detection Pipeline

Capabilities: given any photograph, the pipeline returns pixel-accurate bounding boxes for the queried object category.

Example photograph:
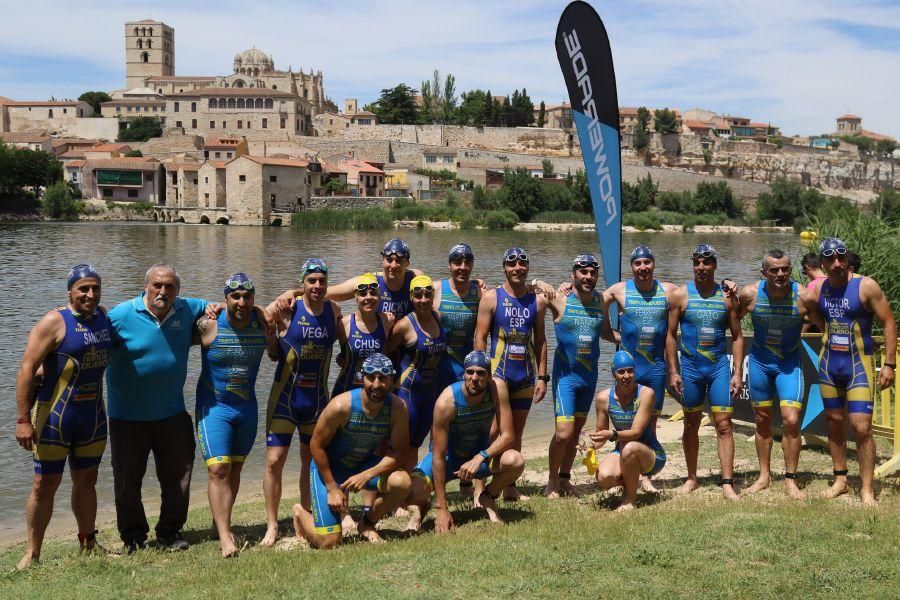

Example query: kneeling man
[407,350,525,533]
[292,353,411,548]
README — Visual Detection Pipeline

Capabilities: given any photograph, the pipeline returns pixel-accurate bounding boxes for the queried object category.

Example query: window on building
[49,109,54,118]
[128,189,138,198]
[176,120,183,128]
[174,102,179,112]
[264,98,273,109]
[205,193,210,200]
[227,98,236,109]
[191,102,196,112]
[204,177,208,183]
[237,121,242,129]
[280,118,286,129]
[158,88,163,94]
[210,121,215,129]
[142,52,149,63]
[239,175,246,182]
[63,108,67,114]
[426,155,437,163]
[209,99,217,109]
[102,188,113,197]
[270,194,276,207]
[226,152,233,158]
[145,173,153,182]
[262,118,268,129]
[193,178,198,184]
[127,106,132,113]
[115,106,121,113]
[215,152,221,158]
[191,119,197,129]
[269,175,277,182]
[137,39,143,49]
[346,123,349,128]
[147,39,152,49]
[272,85,277,90]
[171,173,177,184]
[329,118,333,125]
[443,156,453,164]
[222,121,226,129]
[236,99,245,109]
[255,98,263,109]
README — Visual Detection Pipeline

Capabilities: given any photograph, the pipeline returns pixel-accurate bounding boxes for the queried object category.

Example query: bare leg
[745,406,773,494]
[822,407,849,499]
[404,475,431,532]
[261,445,289,547]
[559,417,586,497]
[292,503,341,550]
[360,471,413,543]
[617,443,655,511]
[546,420,574,498]
[677,411,702,494]
[780,407,806,500]
[481,450,525,523]
[18,472,63,570]
[208,462,240,557]
[641,417,660,493]
[503,408,530,501]
[299,443,312,510]
[713,412,739,500]
[70,466,100,551]
[594,454,622,491]
[849,412,877,506]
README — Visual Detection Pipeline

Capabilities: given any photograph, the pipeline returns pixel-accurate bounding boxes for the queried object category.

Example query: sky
[1,0,898,137]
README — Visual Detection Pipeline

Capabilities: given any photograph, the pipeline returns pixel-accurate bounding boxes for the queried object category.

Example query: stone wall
[133,133,204,161]
[306,196,394,209]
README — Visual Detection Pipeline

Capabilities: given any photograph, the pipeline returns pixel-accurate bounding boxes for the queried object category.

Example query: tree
[78,91,112,116]
[324,178,349,196]
[41,181,84,220]
[634,107,651,150]
[875,188,898,223]
[756,177,822,225]
[440,73,457,124]
[483,90,494,126]
[537,101,546,128]
[419,79,435,124]
[542,158,555,179]
[653,108,679,134]
[694,180,743,217]
[369,84,419,124]
[456,89,489,127]
[118,116,162,142]
[876,138,896,157]
[125,149,143,157]
[500,167,543,220]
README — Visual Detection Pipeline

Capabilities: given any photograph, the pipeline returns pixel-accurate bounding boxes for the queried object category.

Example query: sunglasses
[226,280,254,291]
[691,250,716,259]
[412,286,434,299]
[363,365,394,375]
[575,260,600,269]
[821,247,847,257]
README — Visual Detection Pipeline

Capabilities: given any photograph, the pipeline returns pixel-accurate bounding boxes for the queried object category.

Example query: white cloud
[0,0,897,136]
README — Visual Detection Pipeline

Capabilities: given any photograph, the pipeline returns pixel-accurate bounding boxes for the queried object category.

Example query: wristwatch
[609,430,619,442]
[479,450,490,461]
[537,374,551,383]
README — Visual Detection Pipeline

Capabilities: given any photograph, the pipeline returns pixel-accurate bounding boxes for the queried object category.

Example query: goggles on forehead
[362,363,394,375]
[691,250,716,260]
[226,279,254,292]
[574,259,600,269]
[504,253,528,263]
[412,285,434,297]
[450,253,474,262]
[356,282,379,292]
[821,247,847,258]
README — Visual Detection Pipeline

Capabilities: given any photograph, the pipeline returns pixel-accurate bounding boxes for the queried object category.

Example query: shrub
[118,117,163,142]
[483,209,518,229]
[41,182,84,220]
[624,211,661,230]
[694,181,743,217]
[292,208,394,230]
[529,211,594,223]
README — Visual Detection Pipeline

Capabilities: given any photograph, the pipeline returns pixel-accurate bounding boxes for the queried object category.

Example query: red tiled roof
[87,143,132,153]
[684,120,712,129]
[1,131,51,143]
[66,160,85,168]
[59,149,87,159]
[837,114,861,121]
[86,158,160,170]
[245,156,309,168]
[52,138,99,147]
[860,129,895,142]
[166,162,202,172]
[339,159,384,175]
[207,160,229,169]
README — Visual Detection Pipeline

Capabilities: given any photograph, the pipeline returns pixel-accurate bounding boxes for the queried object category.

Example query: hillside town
[1,18,897,225]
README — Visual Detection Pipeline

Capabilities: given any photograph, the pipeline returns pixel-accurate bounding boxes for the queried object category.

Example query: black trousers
[109,411,195,544]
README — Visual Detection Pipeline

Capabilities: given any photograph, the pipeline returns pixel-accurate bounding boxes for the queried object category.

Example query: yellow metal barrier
[872,336,899,479]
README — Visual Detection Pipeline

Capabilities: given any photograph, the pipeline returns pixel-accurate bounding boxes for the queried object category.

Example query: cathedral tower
[125,20,174,89]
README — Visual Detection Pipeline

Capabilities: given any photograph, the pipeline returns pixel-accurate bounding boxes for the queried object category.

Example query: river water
[0,223,801,541]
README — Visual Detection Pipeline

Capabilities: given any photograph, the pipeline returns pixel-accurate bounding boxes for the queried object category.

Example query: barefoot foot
[502,486,529,502]
[16,552,38,571]
[784,479,807,501]
[260,524,279,548]
[544,481,560,499]
[744,475,771,496]
[640,476,659,494]
[478,492,504,523]
[614,502,636,512]
[459,483,475,499]
[220,534,238,559]
[860,491,878,507]
[559,480,582,497]
[405,503,428,532]
[340,513,358,536]
[675,479,700,495]
[821,479,848,499]
[358,519,385,544]
[721,484,740,501]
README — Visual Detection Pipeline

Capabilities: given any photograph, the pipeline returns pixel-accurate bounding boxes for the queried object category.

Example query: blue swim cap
[463,350,490,370]
[691,244,718,261]
[630,245,654,263]
[300,258,328,282]
[818,237,847,256]
[503,246,528,265]
[449,243,474,262]
[224,272,254,296]
[382,238,410,258]
[67,264,100,289]
[612,350,635,372]
[361,353,395,376]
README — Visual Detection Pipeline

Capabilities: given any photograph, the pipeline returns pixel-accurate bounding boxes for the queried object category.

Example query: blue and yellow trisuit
[620,279,669,415]
[32,307,112,475]
[436,279,480,390]
[748,280,804,409]
[490,288,539,411]
[678,282,733,413]
[552,291,604,423]
[331,314,387,397]
[195,311,268,466]
[396,312,447,448]
[377,271,415,317]
[607,384,666,476]
[414,380,495,483]
[818,274,876,414]
[310,388,393,535]
[267,299,337,446]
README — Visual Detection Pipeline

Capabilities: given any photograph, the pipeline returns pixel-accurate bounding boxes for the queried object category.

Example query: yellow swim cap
[583,448,599,476]
[409,274,433,297]
[358,272,378,286]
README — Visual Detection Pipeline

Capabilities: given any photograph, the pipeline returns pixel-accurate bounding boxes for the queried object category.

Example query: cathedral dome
[233,48,274,73]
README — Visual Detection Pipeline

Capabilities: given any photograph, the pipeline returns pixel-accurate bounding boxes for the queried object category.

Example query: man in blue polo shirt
[106,264,208,553]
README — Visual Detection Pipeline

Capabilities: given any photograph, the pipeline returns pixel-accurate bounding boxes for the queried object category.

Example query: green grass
[3,425,898,599]
[529,211,594,224]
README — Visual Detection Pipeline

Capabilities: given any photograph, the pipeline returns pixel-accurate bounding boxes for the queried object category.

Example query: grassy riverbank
[3,420,898,598]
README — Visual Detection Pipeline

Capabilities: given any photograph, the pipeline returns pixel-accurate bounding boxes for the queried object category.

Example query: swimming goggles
[362,363,395,375]
[225,279,254,291]
[820,247,847,257]
[504,253,529,263]
[412,285,434,298]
